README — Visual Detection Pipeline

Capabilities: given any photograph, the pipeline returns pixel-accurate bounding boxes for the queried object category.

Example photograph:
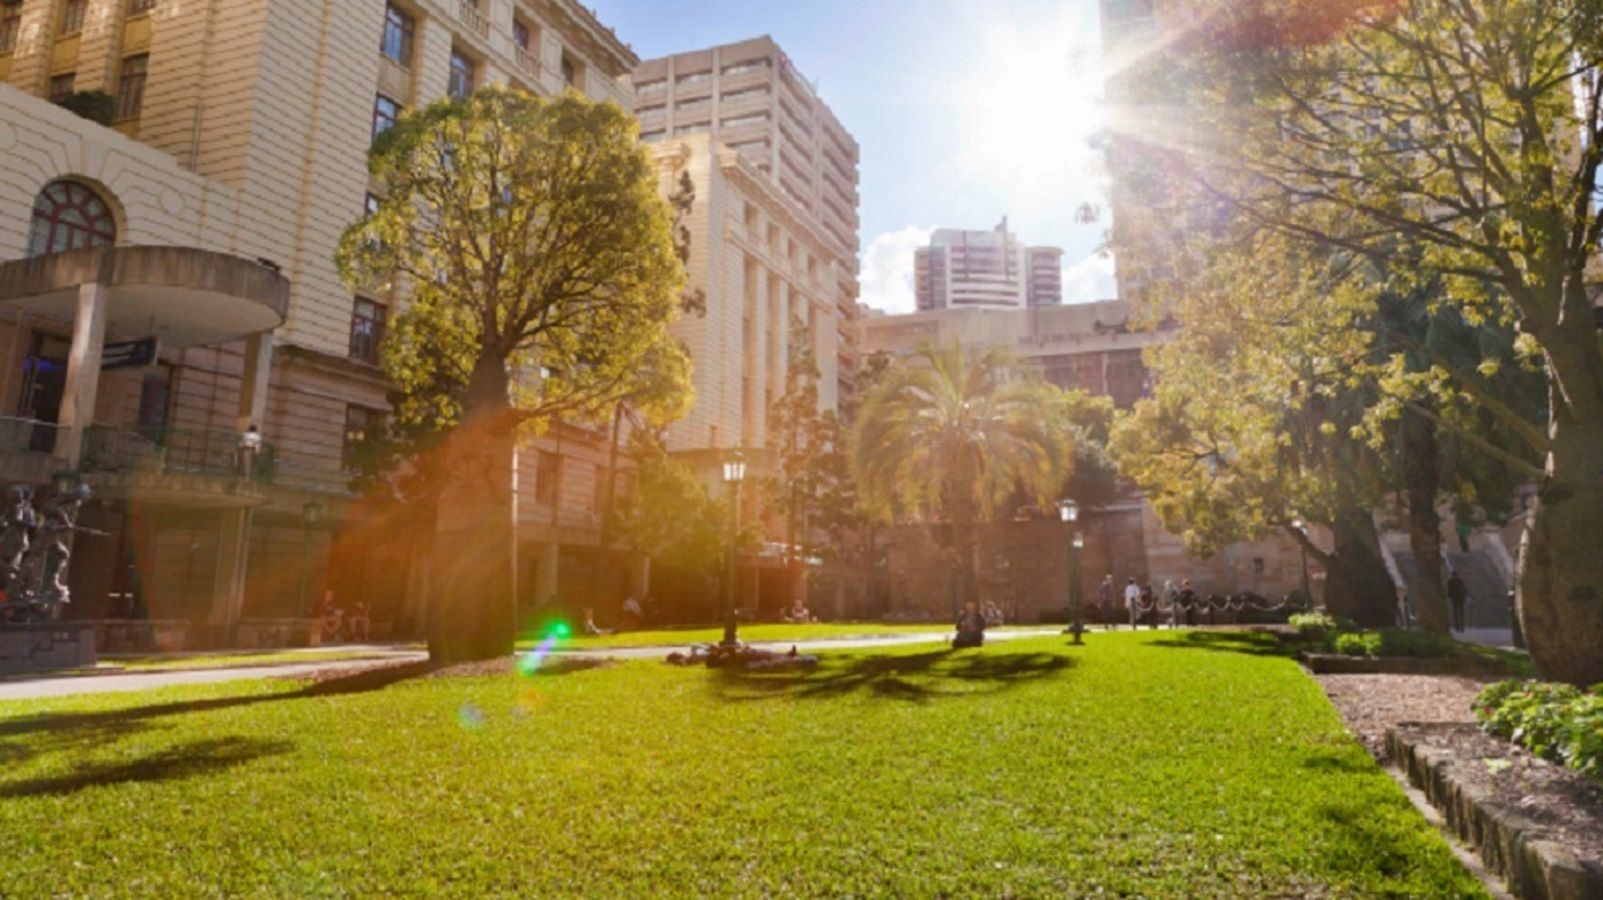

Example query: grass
[534,620,1056,650]
[110,649,409,672]
[0,630,1483,897]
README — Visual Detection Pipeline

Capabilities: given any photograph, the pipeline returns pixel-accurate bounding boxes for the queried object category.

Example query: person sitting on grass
[620,595,644,630]
[581,607,610,636]
[953,600,986,649]
[782,598,812,624]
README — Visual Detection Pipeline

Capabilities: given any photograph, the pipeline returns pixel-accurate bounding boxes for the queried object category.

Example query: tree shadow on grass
[0,735,291,798]
[711,649,1075,704]
[1146,630,1296,659]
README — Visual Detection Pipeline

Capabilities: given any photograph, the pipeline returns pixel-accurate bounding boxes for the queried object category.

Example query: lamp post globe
[721,451,746,647]
[1059,499,1085,644]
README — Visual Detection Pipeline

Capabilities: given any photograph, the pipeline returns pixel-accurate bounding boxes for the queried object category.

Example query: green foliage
[1289,611,1337,636]
[337,86,691,435]
[1326,628,1457,659]
[0,633,1483,895]
[1475,680,1603,781]
[607,431,722,574]
[852,343,1076,526]
[55,90,116,125]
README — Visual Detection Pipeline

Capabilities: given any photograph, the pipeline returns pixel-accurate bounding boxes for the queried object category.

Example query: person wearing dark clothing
[1446,572,1468,632]
[954,600,986,649]
[1097,575,1116,629]
[1178,580,1198,627]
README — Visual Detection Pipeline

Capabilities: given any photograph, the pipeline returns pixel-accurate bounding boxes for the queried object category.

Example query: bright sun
[955,22,1107,213]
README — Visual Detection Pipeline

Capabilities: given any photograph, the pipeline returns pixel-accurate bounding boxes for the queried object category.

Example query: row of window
[0,0,155,54]
[380,3,576,89]
[633,58,772,96]
[45,57,147,120]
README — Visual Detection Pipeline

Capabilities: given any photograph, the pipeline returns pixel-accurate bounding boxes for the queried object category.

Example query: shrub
[1474,680,1603,782]
[1289,611,1337,636]
[55,90,117,126]
[1330,631,1381,657]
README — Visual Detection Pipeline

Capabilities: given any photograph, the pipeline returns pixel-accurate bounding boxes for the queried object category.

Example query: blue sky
[590,0,1118,313]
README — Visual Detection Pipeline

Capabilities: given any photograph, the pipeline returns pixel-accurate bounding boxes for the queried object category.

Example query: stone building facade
[0,0,640,647]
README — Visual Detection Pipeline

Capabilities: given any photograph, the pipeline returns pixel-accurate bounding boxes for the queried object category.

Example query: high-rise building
[0,0,640,644]
[634,37,861,450]
[913,221,1064,311]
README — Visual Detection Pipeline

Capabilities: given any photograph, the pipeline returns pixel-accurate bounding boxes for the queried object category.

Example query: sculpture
[0,482,94,623]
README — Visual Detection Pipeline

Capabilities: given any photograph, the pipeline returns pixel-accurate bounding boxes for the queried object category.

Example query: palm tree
[852,343,1076,608]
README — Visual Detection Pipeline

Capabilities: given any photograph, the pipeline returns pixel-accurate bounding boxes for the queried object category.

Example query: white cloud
[1061,250,1118,303]
[858,225,934,314]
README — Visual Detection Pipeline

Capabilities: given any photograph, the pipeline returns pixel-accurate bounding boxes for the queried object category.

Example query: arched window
[26,180,116,256]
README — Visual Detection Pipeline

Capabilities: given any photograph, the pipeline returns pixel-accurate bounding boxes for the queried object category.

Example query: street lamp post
[299,499,324,618]
[1057,499,1084,644]
[721,452,746,647]
[1292,517,1312,610]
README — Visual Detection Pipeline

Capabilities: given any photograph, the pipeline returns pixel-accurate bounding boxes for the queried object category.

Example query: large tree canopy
[337,87,691,661]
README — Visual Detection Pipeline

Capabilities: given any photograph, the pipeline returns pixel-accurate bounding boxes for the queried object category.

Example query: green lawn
[536,620,1054,650]
[0,631,1482,897]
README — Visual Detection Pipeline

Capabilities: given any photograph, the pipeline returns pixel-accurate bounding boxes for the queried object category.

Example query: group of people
[316,590,370,643]
[1095,575,1220,629]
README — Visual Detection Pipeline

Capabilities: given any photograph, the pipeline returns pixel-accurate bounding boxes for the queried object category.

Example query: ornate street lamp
[1057,499,1085,644]
[721,451,746,647]
[1291,516,1312,610]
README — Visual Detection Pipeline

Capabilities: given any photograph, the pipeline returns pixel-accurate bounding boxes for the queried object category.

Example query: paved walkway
[0,629,1056,701]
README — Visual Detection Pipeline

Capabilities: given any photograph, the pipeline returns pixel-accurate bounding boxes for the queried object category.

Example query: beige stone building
[0,0,640,647]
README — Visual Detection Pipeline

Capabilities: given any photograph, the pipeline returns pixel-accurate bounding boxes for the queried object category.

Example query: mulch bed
[1317,671,1603,896]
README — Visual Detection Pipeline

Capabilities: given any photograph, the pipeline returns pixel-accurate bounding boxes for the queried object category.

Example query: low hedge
[1288,611,1338,636]
[1325,628,1457,659]
[1474,680,1603,782]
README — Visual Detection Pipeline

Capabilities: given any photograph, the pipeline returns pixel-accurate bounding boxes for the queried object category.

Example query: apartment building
[913,220,1064,311]
[634,36,861,417]
[0,0,638,647]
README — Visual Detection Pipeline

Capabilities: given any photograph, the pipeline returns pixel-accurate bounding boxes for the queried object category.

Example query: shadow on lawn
[711,649,1074,703]
[0,736,291,798]
[1146,630,1294,659]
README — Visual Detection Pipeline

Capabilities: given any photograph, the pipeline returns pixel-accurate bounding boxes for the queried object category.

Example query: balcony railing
[81,426,274,483]
[514,48,539,79]
[457,0,489,39]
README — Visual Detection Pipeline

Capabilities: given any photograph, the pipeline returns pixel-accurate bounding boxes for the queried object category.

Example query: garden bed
[1301,651,1510,676]
[1387,723,1603,900]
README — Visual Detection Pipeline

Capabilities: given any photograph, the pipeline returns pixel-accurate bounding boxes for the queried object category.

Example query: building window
[638,129,664,142]
[115,54,148,120]
[635,78,665,95]
[342,406,384,472]
[365,193,381,217]
[59,0,85,35]
[348,297,387,364]
[127,0,155,14]
[721,60,769,77]
[675,70,711,87]
[559,53,578,88]
[534,450,560,505]
[372,94,399,142]
[27,179,116,256]
[1,1,23,53]
[448,50,474,99]
[380,3,413,67]
[48,73,75,102]
[674,121,709,136]
[512,18,533,52]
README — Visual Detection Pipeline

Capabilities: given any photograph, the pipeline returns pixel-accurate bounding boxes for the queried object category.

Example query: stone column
[206,507,253,645]
[534,541,559,606]
[236,330,274,434]
[54,281,108,469]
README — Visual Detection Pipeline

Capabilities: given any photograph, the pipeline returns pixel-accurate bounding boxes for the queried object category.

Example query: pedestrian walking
[1097,574,1116,629]
[1124,577,1141,629]
[1447,571,1468,632]
[1142,582,1157,630]
[1162,580,1180,629]
[1179,579,1198,627]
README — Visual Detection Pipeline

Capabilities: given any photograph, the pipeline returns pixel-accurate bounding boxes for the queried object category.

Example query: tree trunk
[1402,408,1451,633]
[1323,505,1396,627]
[1517,337,1603,685]
[428,358,518,663]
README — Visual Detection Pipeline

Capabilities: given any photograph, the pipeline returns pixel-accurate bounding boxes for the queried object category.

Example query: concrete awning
[0,245,288,347]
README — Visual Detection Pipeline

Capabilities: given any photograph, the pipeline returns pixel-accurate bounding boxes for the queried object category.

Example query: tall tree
[852,344,1077,607]
[337,87,691,662]
[1112,0,1600,677]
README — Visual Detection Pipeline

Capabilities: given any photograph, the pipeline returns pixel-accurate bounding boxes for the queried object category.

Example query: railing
[457,0,489,39]
[513,48,539,79]
[0,416,63,456]
[81,426,274,482]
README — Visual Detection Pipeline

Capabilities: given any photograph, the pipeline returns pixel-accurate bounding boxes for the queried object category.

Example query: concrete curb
[1386,724,1603,900]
